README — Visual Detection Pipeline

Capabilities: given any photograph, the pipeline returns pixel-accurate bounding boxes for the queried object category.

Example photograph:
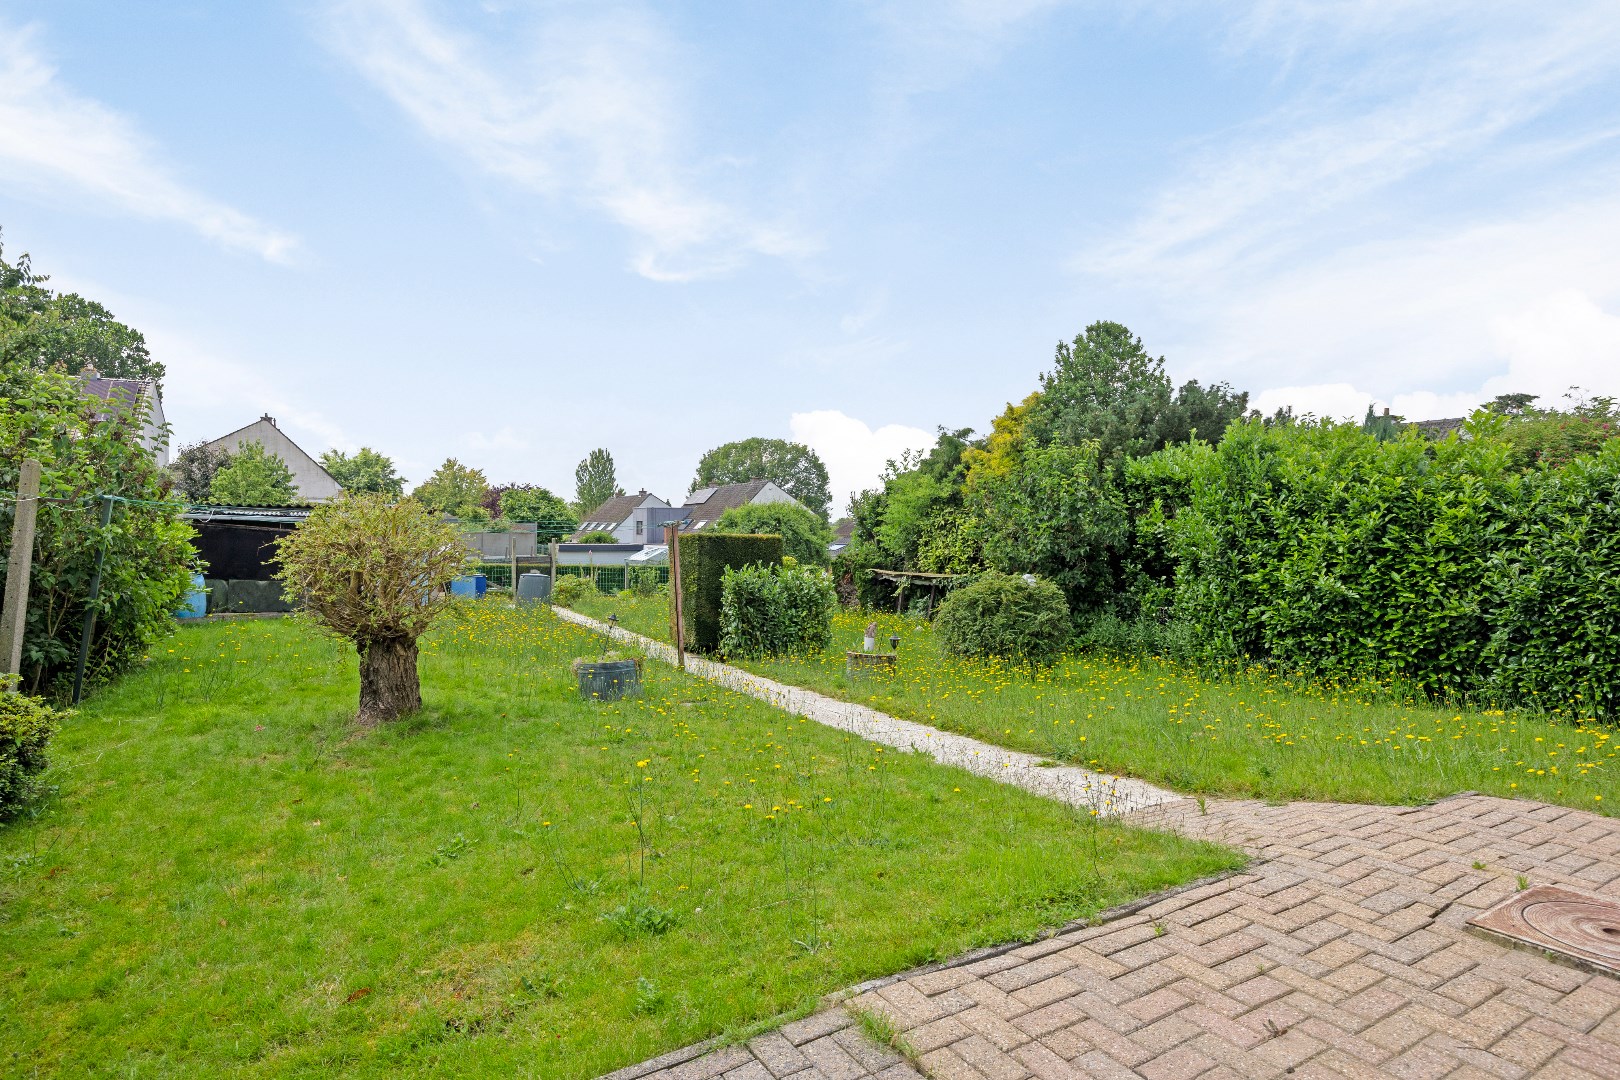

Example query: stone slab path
[564,611,1620,1080]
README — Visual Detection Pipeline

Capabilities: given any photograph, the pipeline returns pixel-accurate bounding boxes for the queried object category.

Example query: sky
[3,1,1618,514]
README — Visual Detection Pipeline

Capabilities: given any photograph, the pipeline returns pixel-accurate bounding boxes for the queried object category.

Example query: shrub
[1,363,197,697]
[275,493,468,723]
[552,574,599,607]
[0,685,60,817]
[676,532,784,652]
[625,565,663,597]
[934,572,1070,666]
[209,440,298,505]
[718,563,836,658]
[574,531,618,543]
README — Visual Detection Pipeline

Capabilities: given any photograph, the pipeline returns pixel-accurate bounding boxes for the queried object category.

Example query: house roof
[1411,417,1466,439]
[79,376,154,420]
[575,492,642,532]
[680,479,779,526]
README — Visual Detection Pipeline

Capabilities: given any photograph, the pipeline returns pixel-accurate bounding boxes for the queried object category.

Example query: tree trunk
[357,636,421,724]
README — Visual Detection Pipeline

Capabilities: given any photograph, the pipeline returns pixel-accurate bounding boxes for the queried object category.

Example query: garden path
[562,611,1620,1080]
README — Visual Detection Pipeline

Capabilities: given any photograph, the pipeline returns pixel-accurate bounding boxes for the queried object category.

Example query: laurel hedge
[675,532,784,652]
[1162,418,1620,717]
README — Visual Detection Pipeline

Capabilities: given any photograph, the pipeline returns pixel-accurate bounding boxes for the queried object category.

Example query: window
[694,520,708,530]
[636,519,644,535]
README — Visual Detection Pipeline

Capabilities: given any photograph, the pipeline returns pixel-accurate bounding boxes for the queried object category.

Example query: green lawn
[569,593,1616,811]
[0,606,1238,1079]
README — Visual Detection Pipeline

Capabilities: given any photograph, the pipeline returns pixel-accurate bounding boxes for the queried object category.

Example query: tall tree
[690,437,832,521]
[413,458,490,519]
[488,483,574,523]
[320,447,404,496]
[209,442,298,505]
[169,441,232,503]
[0,236,163,385]
[573,448,623,515]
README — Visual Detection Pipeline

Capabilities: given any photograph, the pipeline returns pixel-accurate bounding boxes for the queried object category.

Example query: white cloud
[1250,383,1370,423]
[790,409,934,517]
[0,22,297,262]
[321,0,813,281]
[1087,3,1620,282]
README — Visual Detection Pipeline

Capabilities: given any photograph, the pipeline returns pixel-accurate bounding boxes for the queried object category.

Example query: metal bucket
[574,659,642,702]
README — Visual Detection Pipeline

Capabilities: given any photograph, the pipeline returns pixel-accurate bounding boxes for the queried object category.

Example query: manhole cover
[1469,884,1620,978]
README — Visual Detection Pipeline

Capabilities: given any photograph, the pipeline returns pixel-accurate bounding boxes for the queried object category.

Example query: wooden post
[668,528,686,671]
[548,539,559,601]
[1,459,42,691]
[508,533,517,599]
[71,495,115,705]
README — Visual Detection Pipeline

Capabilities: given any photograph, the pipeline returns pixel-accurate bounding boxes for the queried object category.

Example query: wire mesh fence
[466,561,670,595]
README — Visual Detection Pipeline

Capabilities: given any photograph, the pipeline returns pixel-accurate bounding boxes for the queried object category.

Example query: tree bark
[357,636,421,724]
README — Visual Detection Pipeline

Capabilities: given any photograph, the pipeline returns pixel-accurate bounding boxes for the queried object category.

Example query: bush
[718,563,836,658]
[676,532,784,652]
[574,531,617,543]
[1,363,197,697]
[934,572,1071,666]
[552,574,599,607]
[625,565,664,597]
[0,686,60,817]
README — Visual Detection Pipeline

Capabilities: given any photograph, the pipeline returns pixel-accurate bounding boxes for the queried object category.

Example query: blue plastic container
[176,573,207,619]
[474,574,488,598]
[450,576,479,598]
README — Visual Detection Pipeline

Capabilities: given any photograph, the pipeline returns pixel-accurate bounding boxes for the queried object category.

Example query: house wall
[144,393,169,467]
[206,418,342,502]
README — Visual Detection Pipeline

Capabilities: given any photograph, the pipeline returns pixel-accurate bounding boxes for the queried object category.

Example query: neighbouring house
[570,490,671,543]
[828,517,854,558]
[78,366,168,466]
[674,479,801,534]
[204,414,342,502]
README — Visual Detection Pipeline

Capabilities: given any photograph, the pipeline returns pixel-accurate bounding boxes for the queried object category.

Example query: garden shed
[183,505,311,613]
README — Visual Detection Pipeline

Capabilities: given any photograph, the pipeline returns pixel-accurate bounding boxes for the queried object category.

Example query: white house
[79,370,168,466]
[571,490,671,544]
[204,414,342,503]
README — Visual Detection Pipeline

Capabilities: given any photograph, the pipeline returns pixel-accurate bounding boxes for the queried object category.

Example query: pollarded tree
[320,447,404,496]
[210,441,298,505]
[691,438,832,521]
[275,494,469,723]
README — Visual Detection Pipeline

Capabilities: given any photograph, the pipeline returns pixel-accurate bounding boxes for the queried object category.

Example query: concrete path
[565,610,1620,1080]
[554,607,1178,817]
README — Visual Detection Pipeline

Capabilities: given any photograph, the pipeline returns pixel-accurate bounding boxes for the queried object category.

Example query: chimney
[1382,407,1390,417]
[262,413,277,427]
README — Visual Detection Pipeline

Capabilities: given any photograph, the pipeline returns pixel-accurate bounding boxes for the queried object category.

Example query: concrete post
[1,459,42,691]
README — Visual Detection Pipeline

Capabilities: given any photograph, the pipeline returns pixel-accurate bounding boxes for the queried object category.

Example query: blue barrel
[176,573,207,619]
[450,575,479,598]
[474,573,488,598]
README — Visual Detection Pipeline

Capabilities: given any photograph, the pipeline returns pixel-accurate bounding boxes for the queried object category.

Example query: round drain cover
[1522,900,1620,965]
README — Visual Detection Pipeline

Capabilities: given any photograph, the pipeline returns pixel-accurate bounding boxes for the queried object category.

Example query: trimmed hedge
[676,532,784,652]
[718,563,836,658]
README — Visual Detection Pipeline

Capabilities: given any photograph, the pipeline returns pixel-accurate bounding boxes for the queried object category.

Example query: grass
[0,604,1238,1079]
[568,593,1616,812]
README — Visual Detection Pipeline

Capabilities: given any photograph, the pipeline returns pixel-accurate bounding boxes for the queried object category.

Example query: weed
[428,834,477,866]
[602,901,680,937]
[632,976,665,1015]
[1516,874,1530,891]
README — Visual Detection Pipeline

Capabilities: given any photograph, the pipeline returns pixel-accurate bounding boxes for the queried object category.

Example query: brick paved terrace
[608,793,1620,1080]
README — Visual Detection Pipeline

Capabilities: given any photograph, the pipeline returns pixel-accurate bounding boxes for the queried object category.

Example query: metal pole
[1,458,43,691]
[668,528,686,671]
[71,495,115,705]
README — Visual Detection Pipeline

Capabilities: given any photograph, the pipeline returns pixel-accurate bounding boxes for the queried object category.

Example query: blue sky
[4,1,1619,512]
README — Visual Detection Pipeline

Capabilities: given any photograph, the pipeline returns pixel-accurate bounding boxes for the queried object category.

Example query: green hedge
[1164,419,1620,717]
[677,532,784,652]
[718,564,836,658]
[0,687,59,818]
